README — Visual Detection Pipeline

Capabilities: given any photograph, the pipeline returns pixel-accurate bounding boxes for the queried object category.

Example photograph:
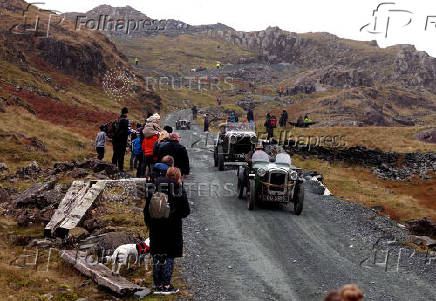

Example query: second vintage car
[175,119,191,130]
[214,122,257,171]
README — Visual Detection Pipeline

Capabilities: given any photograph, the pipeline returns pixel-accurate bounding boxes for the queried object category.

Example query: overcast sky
[35,0,436,57]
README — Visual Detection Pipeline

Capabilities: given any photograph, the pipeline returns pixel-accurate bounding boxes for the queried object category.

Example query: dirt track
[164,110,436,301]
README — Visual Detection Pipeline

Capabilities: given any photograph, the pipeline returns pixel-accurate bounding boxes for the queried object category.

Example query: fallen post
[60,250,150,297]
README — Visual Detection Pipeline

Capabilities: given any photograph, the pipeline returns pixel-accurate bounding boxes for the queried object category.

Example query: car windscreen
[252,150,269,163]
[226,122,255,132]
[276,153,291,166]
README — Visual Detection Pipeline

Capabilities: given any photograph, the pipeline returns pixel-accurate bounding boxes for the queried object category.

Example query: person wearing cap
[245,141,265,164]
[157,133,190,177]
[112,107,129,172]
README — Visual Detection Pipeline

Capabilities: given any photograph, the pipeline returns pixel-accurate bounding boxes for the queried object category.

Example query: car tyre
[292,182,304,215]
[237,168,245,199]
[217,146,225,171]
[246,179,255,210]
[213,148,218,167]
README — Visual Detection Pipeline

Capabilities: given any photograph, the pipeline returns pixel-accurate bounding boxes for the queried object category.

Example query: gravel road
[164,111,436,301]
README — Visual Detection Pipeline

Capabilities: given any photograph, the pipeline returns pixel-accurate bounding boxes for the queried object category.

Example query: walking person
[144,167,190,295]
[112,107,130,172]
[95,125,109,160]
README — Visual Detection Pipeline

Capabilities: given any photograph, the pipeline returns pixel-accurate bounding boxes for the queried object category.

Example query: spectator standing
[204,114,209,132]
[95,125,109,160]
[130,133,142,170]
[247,108,254,123]
[112,107,129,172]
[142,114,163,178]
[157,133,190,177]
[144,167,190,295]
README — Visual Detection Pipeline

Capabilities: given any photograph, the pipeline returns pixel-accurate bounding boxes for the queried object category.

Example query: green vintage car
[237,151,304,215]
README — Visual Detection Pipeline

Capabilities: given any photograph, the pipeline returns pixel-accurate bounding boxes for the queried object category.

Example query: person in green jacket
[135,57,139,66]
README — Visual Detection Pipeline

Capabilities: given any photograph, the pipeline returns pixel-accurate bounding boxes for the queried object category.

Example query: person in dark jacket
[279,110,288,127]
[203,114,209,132]
[144,167,190,295]
[112,107,129,171]
[247,108,254,123]
[296,115,305,128]
[156,133,190,176]
[264,113,274,140]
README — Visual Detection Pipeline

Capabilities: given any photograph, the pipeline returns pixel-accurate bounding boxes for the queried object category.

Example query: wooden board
[60,250,150,296]
[44,181,105,237]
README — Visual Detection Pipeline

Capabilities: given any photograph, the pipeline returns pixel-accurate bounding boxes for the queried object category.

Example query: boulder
[0,187,9,203]
[406,218,436,237]
[13,180,57,209]
[15,161,42,179]
[53,162,76,173]
[92,161,119,177]
[67,168,89,179]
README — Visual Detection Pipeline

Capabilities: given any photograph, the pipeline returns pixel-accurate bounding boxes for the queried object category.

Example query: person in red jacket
[142,114,162,178]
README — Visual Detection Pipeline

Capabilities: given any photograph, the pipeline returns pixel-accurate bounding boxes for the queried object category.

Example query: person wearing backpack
[144,167,190,295]
[111,107,130,172]
[264,113,276,140]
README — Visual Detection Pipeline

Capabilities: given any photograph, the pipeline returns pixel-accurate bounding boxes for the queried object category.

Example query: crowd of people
[95,107,191,295]
[94,107,353,297]
[277,84,316,97]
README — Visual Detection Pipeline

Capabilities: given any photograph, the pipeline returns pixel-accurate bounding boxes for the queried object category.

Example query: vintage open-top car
[214,122,257,171]
[175,119,191,130]
[237,151,304,214]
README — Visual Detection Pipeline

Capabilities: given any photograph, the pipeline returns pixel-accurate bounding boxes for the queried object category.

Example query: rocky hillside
[63,5,234,38]
[206,27,436,93]
[0,0,161,169]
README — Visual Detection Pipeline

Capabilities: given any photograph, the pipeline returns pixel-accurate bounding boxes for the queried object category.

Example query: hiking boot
[160,285,179,295]
[153,286,164,295]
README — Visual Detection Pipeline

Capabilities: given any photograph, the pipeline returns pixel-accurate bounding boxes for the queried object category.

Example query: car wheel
[237,167,245,199]
[292,183,304,215]
[217,146,225,171]
[213,148,218,167]
[246,179,255,210]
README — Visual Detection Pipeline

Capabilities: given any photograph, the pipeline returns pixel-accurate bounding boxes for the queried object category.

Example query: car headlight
[230,135,237,144]
[289,171,298,181]
[257,168,267,177]
[250,136,257,144]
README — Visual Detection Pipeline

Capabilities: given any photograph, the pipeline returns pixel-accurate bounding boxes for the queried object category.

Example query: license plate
[266,195,284,202]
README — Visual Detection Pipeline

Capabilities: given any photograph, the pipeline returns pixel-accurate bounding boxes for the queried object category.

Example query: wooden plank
[58,181,106,231]
[60,250,149,296]
[44,181,89,237]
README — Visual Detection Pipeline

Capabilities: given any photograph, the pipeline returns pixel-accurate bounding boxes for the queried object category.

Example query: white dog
[106,238,150,275]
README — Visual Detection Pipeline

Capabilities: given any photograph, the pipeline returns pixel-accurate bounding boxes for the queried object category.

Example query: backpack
[132,138,142,155]
[105,119,120,139]
[270,116,277,128]
[149,192,170,219]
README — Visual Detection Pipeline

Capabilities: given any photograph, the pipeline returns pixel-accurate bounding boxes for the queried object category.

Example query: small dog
[106,238,150,275]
